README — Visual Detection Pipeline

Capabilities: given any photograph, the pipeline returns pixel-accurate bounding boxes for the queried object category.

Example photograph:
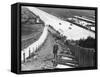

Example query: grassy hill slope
[21,7,44,50]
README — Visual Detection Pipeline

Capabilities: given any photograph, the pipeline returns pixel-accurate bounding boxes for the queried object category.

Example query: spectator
[52,44,59,67]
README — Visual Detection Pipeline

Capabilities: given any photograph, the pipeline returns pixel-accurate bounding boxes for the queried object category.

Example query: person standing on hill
[53,44,59,59]
[52,44,59,67]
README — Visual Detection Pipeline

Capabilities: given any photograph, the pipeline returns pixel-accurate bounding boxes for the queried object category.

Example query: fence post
[29,48,31,58]
[33,47,34,52]
[35,46,37,52]
[23,52,25,63]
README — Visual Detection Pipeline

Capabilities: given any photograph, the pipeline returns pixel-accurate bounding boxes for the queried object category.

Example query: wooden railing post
[29,48,31,58]
[23,52,25,63]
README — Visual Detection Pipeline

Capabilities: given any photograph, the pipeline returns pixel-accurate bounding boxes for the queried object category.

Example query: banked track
[27,7,95,40]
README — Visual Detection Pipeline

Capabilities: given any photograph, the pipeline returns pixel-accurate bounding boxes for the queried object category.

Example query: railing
[21,25,49,62]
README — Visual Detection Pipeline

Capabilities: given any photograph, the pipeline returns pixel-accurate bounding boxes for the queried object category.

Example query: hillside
[21,7,44,50]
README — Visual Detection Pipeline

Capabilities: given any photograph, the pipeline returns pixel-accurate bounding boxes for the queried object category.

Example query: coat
[53,44,58,54]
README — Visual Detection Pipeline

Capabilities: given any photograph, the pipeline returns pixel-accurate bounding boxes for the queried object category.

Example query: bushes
[21,7,44,25]
[78,37,95,49]
[21,7,37,24]
[64,36,95,50]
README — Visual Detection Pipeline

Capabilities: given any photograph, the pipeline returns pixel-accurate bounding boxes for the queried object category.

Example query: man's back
[53,44,58,54]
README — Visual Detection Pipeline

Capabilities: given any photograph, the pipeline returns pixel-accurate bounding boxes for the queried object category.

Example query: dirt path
[21,32,56,70]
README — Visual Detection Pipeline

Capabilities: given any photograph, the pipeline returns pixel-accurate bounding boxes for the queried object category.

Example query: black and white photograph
[20,5,97,71]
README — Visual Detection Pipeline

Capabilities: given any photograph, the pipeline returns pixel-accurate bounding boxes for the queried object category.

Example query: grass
[21,7,45,50]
